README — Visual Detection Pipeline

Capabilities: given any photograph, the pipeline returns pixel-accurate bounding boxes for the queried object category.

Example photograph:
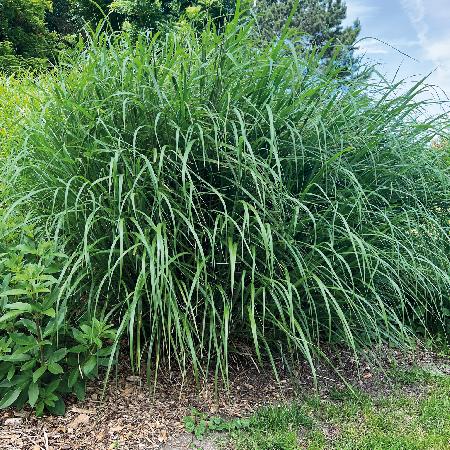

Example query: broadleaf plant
[0,213,117,416]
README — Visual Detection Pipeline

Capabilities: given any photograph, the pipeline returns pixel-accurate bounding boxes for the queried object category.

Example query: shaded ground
[0,346,448,449]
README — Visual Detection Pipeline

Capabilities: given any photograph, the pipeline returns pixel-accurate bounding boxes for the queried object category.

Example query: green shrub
[183,408,250,439]
[3,16,450,386]
[0,211,117,415]
[0,55,49,75]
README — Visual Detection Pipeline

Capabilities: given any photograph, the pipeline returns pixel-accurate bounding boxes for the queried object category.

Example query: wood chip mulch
[0,345,448,450]
[0,360,298,450]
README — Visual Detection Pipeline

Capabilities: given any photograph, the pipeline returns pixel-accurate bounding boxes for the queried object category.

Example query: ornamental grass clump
[3,16,449,383]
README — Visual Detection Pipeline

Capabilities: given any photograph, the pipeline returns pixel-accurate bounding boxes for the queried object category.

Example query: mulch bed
[0,346,448,450]
[0,362,295,450]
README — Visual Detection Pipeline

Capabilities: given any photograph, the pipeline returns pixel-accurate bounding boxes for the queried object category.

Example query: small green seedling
[183,408,250,439]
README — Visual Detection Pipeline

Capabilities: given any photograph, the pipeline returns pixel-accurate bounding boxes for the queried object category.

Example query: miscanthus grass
[3,15,449,386]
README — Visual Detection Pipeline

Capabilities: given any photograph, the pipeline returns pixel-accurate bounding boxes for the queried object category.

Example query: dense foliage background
[0,0,360,70]
[0,0,57,71]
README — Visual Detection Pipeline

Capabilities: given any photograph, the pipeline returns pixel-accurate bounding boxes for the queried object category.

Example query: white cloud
[400,0,450,98]
[388,38,421,48]
[357,38,389,55]
[400,0,426,24]
[425,36,450,62]
[344,0,378,24]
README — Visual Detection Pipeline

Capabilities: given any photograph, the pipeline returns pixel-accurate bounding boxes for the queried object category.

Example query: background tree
[0,0,56,57]
[109,0,236,33]
[69,0,123,30]
[0,0,60,72]
[68,1,236,33]
[254,0,360,60]
[46,0,75,35]
[1,0,361,74]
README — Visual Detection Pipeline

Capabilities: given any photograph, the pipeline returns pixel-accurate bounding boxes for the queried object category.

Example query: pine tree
[254,0,360,58]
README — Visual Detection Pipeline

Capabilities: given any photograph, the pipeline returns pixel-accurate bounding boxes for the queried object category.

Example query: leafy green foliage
[0,0,61,72]
[0,75,31,157]
[69,0,123,30]
[47,0,76,35]
[69,0,236,33]
[0,0,362,74]
[183,408,250,439]
[2,18,449,388]
[0,212,117,415]
[0,0,53,56]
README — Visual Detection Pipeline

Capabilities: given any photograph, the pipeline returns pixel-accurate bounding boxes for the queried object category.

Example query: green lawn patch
[230,367,450,450]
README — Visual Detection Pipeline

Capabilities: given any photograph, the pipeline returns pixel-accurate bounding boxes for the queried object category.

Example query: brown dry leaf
[4,417,22,426]
[210,404,218,413]
[67,413,90,431]
[96,431,105,441]
[121,385,134,397]
[70,407,96,415]
[157,430,168,443]
[126,375,141,383]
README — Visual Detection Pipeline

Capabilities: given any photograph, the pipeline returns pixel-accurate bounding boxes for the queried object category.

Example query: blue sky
[345,0,450,109]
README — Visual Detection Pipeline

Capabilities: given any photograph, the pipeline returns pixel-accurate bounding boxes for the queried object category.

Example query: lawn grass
[231,365,450,450]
